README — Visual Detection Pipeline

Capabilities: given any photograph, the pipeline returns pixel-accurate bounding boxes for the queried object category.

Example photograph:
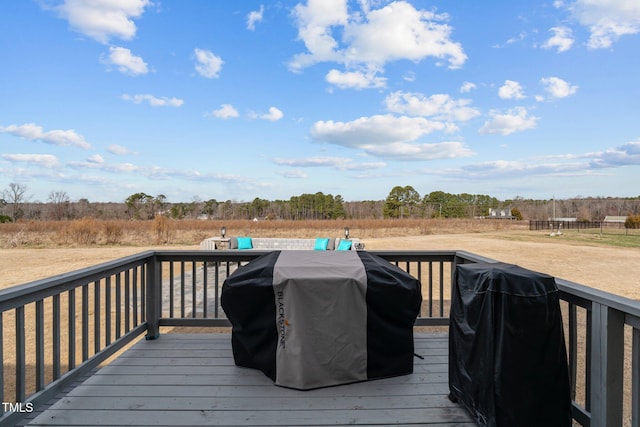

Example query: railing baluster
[105,276,111,346]
[82,284,89,362]
[169,262,175,318]
[192,261,197,318]
[203,261,208,318]
[439,262,444,317]
[94,280,101,355]
[568,303,578,402]
[53,294,60,381]
[68,288,76,370]
[428,261,433,317]
[133,266,139,326]
[180,261,186,318]
[115,272,121,339]
[15,306,25,401]
[35,299,45,391]
[214,261,220,318]
[417,262,422,316]
[138,264,145,324]
[139,264,145,323]
[125,270,131,333]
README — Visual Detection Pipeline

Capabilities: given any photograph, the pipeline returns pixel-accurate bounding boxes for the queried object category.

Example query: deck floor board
[26,333,476,426]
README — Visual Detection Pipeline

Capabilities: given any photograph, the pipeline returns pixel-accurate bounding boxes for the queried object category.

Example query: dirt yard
[365,233,640,300]
[1,231,638,300]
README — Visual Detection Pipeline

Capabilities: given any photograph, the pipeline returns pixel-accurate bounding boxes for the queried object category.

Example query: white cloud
[460,82,476,93]
[274,156,349,167]
[492,32,528,49]
[568,0,640,48]
[289,0,349,70]
[589,139,640,168]
[0,123,91,149]
[340,161,388,171]
[458,159,586,178]
[194,48,224,78]
[448,139,640,180]
[384,91,480,122]
[540,77,578,99]
[103,46,148,75]
[209,104,240,119]
[325,69,386,89]
[107,144,133,155]
[280,169,308,179]
[52,0,151,44]
[273,156,386,170]
[247,5,264,31]
[342,2,467,68]
[1,153,60,168]
[360,140,474,160]
[542,26,575,52]
[87,154,104,164]
[479,107,539,136]
[289,0,466,86]
[69,158,139,173]
[498,80,526,100]
[111,162,139,173]
[259,107,284,121]
[310,114,474,160]
[121,93,184,107]
[311,114,445,146]
[403,71,416,82]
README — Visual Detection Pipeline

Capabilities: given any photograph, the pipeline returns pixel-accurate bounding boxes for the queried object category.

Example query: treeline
[382,186,503,219]
[2,182,640,223]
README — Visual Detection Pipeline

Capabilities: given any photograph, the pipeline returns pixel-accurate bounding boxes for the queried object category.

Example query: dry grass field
[1,218,638,299]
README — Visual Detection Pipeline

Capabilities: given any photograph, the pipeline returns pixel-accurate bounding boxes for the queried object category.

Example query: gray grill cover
[221,250,422,390]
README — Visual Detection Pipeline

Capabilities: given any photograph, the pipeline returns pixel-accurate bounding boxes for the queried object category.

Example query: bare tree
[2,182,30,221]
[48,190,71,220]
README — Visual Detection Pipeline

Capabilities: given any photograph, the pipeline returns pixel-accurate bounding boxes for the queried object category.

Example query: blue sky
[1,0,639,203]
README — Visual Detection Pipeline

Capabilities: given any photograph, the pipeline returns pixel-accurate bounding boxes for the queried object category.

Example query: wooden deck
[24,333,475,426]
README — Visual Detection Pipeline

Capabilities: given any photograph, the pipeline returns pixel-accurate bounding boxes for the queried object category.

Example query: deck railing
[1,249,638,427]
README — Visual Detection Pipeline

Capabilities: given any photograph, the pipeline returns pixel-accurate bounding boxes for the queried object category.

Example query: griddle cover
[449,262,572,427]
[221,250,421,390]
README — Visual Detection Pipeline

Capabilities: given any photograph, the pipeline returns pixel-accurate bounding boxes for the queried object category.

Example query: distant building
[488,208,515,219]
[603,216,626,223]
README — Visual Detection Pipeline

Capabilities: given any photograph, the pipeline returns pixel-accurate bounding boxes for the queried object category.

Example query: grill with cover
[221,250,422,390]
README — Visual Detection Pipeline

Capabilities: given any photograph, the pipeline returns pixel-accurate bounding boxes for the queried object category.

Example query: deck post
[633,327,639,427]
[590,302,625,427]
[145,255,161,340]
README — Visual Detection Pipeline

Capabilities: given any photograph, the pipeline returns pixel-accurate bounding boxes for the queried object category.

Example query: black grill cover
[448,262,572,427]
[221,250,422,390]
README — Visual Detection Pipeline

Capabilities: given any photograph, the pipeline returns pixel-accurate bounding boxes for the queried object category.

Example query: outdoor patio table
[221,250,422,390]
